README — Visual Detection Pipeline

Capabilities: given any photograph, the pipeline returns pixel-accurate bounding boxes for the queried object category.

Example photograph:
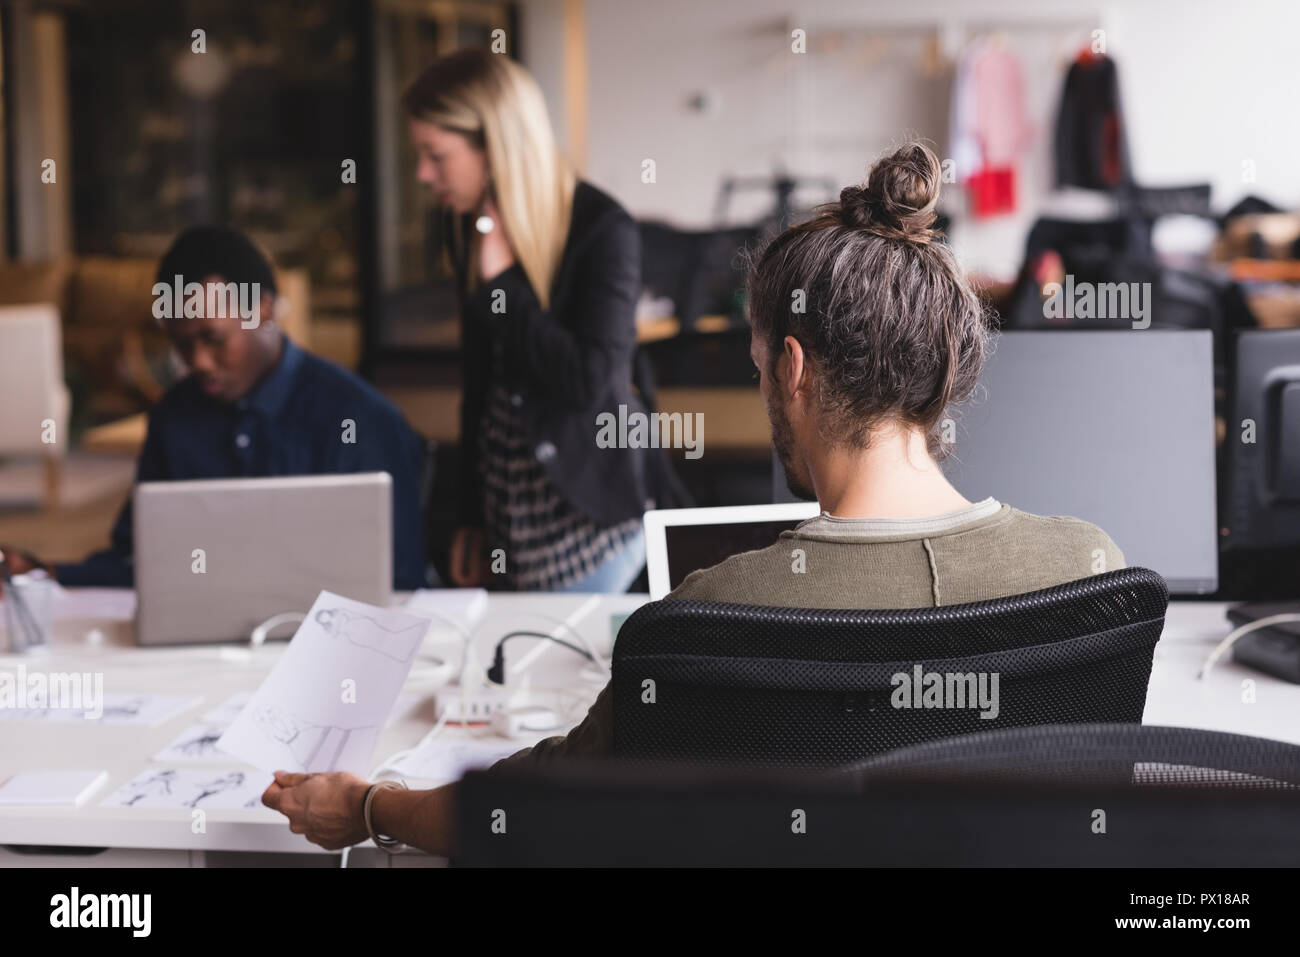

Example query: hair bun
[841,142,941,244]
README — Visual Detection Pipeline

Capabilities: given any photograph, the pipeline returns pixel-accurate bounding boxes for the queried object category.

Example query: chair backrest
[850,722,1300,790]
[454,740,1300,866]
[0,303,66,452]
[612,567,1169,767]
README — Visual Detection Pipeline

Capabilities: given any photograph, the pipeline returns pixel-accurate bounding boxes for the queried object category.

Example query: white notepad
[0,769,108,806]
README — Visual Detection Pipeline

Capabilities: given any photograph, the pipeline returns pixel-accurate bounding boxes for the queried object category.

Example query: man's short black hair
[155,225,277,295]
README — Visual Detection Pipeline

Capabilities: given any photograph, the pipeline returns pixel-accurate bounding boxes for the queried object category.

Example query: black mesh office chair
[850,722,1300,790]
[454,724,1300,866]
[612,567,1169,767]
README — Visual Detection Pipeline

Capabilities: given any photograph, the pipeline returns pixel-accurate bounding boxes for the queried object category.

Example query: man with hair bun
[261,142,1123,858]
[679,140,1121,608]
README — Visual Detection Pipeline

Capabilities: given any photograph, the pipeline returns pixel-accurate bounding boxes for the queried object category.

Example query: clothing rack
[785,15,1102,73]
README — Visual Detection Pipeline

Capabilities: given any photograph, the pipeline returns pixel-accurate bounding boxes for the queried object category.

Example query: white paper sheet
[0,769,108,806]
[216,591,429,774]
[203,689,418,732]
[386,735,521,786]
[158,695,421,765]
[201,691,252,724]
[102,768,273,810]
[386,691,421,724]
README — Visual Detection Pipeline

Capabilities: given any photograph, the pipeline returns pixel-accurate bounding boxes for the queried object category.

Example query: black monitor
[776,330,1219,595]
[1224,329,1300,551]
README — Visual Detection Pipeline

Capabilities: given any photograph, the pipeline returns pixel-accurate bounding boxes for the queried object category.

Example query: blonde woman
[403,48,652,593]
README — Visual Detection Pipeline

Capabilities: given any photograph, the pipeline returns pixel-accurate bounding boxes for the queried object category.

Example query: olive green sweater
[493,500,1123,768]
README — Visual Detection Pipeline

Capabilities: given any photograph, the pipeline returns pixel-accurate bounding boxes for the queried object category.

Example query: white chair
[0,304,71,507]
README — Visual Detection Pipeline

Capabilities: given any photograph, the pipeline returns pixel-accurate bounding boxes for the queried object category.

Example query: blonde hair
[403,48,575,309]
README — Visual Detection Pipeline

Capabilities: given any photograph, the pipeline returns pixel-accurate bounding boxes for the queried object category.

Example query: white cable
[505,598,612,681]
[405,651,456,686]
[248,612,305,647]
[1198,613,1300,680]
[368,706,452,781]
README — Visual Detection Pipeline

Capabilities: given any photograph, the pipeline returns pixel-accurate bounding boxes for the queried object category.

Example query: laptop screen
[664,520,805,593]
[644,503,821,599]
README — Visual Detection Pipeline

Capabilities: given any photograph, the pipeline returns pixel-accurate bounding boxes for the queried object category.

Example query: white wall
[520,0,1300,280]
[1106,0,1300,209]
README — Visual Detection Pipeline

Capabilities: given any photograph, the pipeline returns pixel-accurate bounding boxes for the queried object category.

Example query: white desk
[0,590,644,867]
[1141,601,1300,742]
[1,592,1296,867]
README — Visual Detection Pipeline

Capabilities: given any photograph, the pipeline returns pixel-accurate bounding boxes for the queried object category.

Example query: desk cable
[1198,612,1300,680]
[245,609,462,685]
[496,602,612,684]
[487,631,595,684]
[249,612,304,647]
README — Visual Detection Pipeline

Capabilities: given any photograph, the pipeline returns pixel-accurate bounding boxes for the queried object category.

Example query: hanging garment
[967,167,1017,217]
[1053,53,1132,190]
[949,37,1033,218]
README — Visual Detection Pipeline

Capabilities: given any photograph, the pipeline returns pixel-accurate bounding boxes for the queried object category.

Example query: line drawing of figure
[185,772,247,808]
[175,726,225,758]
[99,696,146,720]
[122,769,178,806]
[314,606,426,663]
[253,705,370,772]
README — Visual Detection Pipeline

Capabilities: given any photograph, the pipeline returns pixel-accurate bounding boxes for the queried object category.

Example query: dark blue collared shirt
[56,337,427,590]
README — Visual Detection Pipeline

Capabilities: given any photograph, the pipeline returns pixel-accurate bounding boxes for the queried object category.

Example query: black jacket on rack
[1054,54,1132,191]
[447,180,661,529]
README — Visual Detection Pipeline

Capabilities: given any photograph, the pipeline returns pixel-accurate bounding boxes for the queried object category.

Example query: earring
[476,186,495,234]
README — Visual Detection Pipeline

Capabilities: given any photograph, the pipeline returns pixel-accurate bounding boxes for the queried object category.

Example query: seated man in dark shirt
[5,225,427,590]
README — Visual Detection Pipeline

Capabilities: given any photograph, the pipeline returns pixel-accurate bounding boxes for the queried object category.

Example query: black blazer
[449,180,657,527]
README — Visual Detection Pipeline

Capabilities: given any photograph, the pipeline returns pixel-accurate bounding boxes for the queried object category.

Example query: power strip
[490,707,562,739]
[434,688,516,722]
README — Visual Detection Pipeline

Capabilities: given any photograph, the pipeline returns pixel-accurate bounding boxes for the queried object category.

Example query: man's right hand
[448,527,488,587]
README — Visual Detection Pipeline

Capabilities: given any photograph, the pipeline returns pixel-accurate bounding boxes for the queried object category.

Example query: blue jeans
[555,528,646,594]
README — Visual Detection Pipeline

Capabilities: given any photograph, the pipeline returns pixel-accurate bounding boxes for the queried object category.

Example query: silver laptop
[134,473,393,645]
